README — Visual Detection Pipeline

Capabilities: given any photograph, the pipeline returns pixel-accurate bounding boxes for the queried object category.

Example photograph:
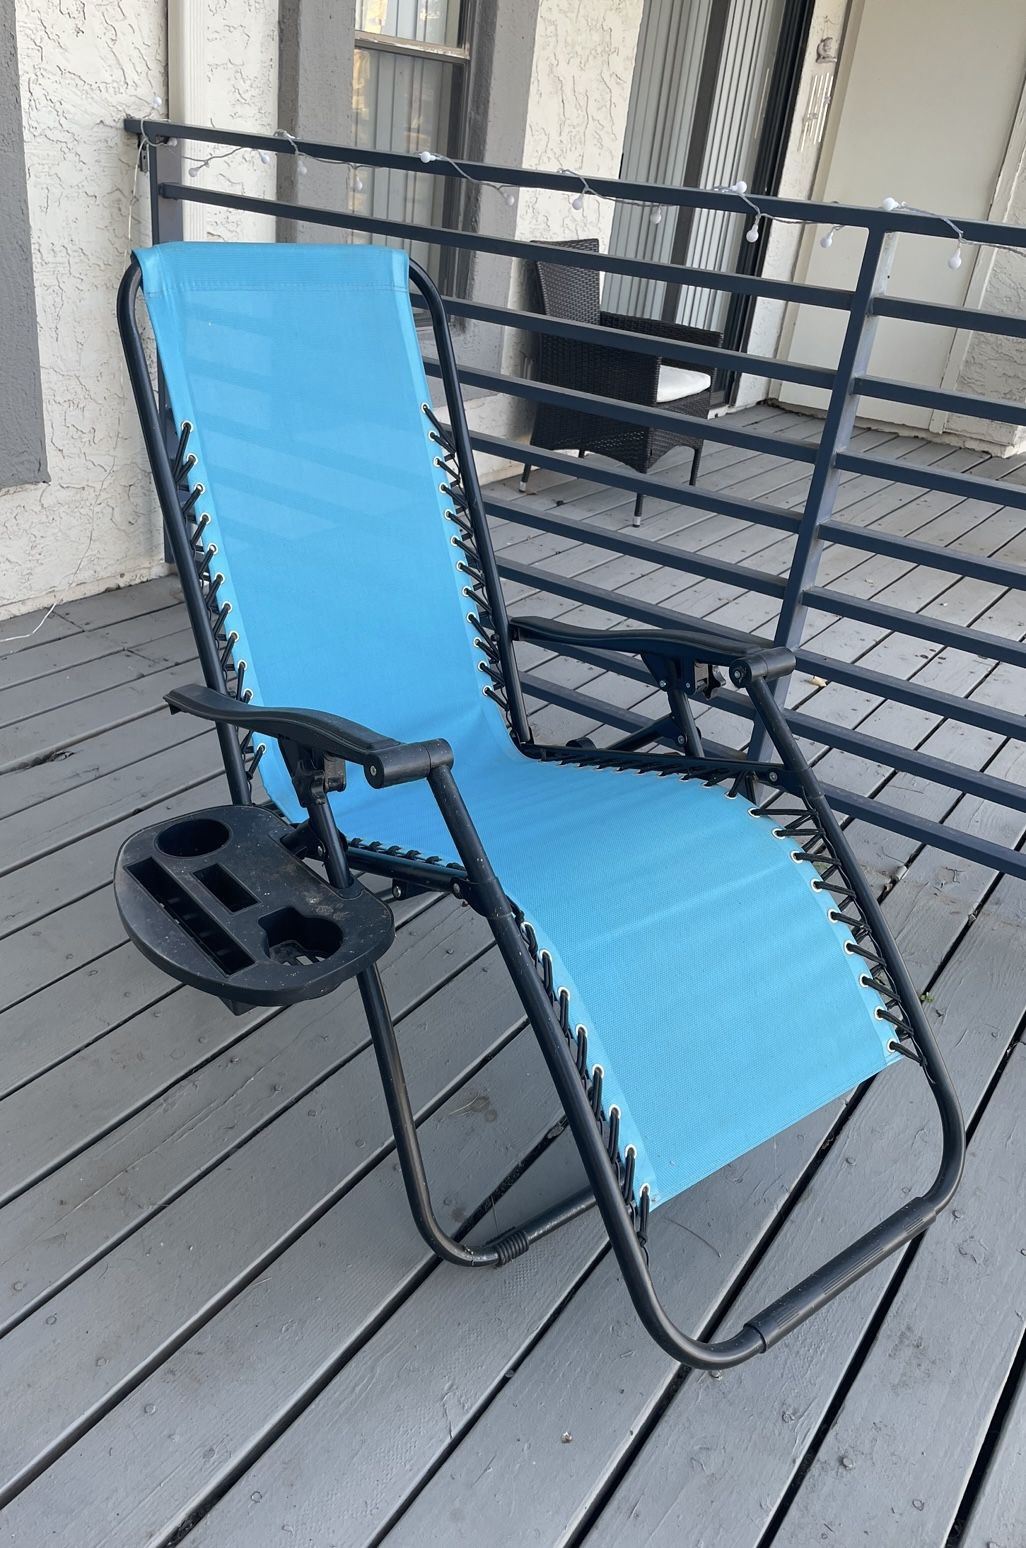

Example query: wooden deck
[1,404,1026,1546]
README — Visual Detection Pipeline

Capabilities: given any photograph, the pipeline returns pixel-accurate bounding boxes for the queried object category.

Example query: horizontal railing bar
[417,294,834,405]
[796,649,1026,743]
[472,438,801,535]
[423,353,821,459]
[803,586,1026,668]
[833,453,1026,515]
[873,294,1026,342]
[818,518,1026,591]
[501,559,711,627]
[824,787,1026,882]
[415,294,833,391]
[855,375,1026,430]
[487,496,786,597]
[518,676,1026,882]
[161,180,851,311]
[786,709,1026,812]
[519,622,1026,748]
[128,118,1026,248]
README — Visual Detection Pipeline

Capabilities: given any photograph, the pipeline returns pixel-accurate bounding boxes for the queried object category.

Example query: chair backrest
[135,242,506,819]
[527,237,602,325]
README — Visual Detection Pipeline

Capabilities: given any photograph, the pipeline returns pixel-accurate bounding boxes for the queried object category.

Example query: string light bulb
[820,223,842,249]
[650,207,663,225]
[570,191,584,211]
[948,244,963,270]
[745,220,760,243]
[258,149,273,166]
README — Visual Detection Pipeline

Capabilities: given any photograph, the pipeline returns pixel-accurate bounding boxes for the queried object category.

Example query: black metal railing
[125,118,1026,883]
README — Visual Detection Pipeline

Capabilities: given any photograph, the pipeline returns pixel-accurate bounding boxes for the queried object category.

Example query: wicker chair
[520,238,721,524]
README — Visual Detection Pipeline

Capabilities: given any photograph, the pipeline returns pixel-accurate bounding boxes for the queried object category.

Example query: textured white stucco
[495,0,642,451]
[1,0,278,622]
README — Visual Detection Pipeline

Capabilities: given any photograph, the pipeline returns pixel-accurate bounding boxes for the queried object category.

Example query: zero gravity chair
[116,242,965,1370]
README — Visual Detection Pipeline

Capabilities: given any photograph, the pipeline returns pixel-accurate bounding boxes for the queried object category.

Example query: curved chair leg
[632,492,644,527]
[519,462,532,494]
[421,759,964,1372]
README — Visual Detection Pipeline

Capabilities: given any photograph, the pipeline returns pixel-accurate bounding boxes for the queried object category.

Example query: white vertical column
[168,0,208,241]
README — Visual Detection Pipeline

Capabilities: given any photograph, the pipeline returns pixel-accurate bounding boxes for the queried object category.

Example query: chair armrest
[165,685,453,788]
[508,616,794,685]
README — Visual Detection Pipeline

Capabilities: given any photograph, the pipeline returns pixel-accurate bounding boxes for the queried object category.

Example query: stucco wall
[1,0,278,622]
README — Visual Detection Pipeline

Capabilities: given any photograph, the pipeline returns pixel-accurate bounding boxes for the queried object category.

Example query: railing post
[144,132,185,560]
[749,223,898,760]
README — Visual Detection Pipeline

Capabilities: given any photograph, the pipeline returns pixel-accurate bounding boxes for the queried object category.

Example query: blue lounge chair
[116,242,964,1367]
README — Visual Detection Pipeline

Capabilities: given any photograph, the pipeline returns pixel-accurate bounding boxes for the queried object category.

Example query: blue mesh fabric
[137,242,897,1205]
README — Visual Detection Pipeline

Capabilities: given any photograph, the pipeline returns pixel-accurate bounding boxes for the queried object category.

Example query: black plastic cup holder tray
[114,806,395,1010]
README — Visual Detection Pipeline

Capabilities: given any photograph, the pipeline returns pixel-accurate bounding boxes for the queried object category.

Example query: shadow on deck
[0,406,1024,1546]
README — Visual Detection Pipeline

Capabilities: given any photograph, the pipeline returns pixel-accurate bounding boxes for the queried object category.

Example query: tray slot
[196,863,257,914]
[129,858,253,975]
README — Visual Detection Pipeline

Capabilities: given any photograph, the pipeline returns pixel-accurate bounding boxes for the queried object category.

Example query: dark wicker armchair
[520,238,721,524]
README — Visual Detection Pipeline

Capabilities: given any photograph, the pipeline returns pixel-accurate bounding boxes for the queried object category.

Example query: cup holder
[261,907,344,966]
[156,817,231,858]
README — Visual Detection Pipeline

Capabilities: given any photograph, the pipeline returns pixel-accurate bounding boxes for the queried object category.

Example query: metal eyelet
[772,826,787,838]
[790,849,806,863]
[859,973,874,989]
[843,940,856,954]
[873,1007,887,1020]
[828,908,841,922]
[208,543,218,556]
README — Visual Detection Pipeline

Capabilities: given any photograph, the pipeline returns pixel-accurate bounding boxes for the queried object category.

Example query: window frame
[351,4,475,302]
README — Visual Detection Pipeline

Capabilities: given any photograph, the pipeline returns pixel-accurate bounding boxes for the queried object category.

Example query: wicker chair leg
[519,462,532,494]
[632,491,644,527]
[689,442,704,487]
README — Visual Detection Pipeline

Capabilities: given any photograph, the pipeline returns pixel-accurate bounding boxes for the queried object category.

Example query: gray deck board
[0,407,1024,1545]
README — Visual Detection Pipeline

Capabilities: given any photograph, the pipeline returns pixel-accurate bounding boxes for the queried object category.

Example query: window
[352,0,469,282]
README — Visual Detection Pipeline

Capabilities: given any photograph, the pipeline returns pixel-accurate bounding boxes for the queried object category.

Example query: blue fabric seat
[137,242,895,1207]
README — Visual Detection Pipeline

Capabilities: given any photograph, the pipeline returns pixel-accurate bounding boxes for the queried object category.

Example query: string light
[140,117,1008,278]
[419,150,516,205]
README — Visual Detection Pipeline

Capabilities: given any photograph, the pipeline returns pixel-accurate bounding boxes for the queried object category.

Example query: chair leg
[357,962,595,1268]
[689,441,704,486]
[519,462,532,494]
[632,492,644,528]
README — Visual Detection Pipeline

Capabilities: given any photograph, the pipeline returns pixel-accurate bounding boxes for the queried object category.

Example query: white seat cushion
[656,365,712,403]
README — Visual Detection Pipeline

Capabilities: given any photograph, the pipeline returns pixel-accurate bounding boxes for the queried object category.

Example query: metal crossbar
[126,117,1026,883]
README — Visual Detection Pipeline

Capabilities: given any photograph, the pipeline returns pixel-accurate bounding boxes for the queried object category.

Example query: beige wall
[777,0,1026,443]
[1,0,278,622]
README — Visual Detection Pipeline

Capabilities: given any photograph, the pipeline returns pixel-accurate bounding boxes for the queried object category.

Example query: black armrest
[165,685,453,788]
[508,616,795,686]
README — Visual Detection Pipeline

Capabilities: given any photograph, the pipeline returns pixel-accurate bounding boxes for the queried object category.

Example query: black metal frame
[118,253,965,1369]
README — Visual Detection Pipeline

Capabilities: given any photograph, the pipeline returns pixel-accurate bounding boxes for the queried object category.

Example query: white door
[778,0,1026,431]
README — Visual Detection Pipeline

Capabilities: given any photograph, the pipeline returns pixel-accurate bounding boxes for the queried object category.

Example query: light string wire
[170,131,1003,272]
